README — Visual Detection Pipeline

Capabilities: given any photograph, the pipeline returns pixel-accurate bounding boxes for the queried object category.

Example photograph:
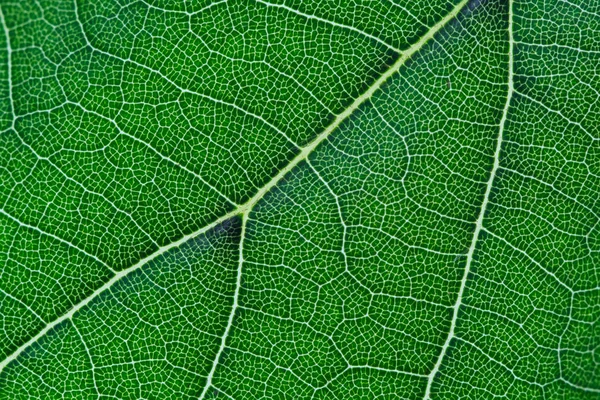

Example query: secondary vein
[0,0,470,375]
[422,0,514,397]
[197,212,247,400]
[254,0,402,53]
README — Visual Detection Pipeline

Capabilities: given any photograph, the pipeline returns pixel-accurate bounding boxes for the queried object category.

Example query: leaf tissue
[0,0,598,398]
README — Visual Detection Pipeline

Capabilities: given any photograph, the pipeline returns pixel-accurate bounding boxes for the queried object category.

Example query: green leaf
[0,0,598,398]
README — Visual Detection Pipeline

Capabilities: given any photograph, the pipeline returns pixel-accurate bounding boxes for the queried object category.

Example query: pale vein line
[305,159,351,279]
[458,336,600,393]
[498,166,600,220]
[388,0,429,30]
[0,208,113,272]
[222,344,317,389]
[254,0,401,53]
[558,0,600,18]
[0,6,14,125]
[482,228,573,292]
[515,40,600,55]
[347,364,428,378]
[197,212,246,400]
[211,387,236,400]
[0,0,470,374]
[184,38,332,114]
[454,337,545,389]
[422,0,514,397]
[71,320,100,399]
[235,0,471,215]
[559,378,600,393]
[138,0,227,16]
[513,89,598,141]
[0,288,44,324]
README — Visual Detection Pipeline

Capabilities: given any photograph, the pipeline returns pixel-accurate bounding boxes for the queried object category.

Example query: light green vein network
[0,0,599,398]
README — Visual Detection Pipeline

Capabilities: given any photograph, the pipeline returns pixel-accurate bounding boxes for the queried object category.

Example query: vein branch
[254,0,401,53]
[422,1,514,397]
[0,6,14,125]
[0,208,114,272]
[197,212,247,400]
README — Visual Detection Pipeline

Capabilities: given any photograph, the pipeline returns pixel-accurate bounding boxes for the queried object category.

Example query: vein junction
[0,0,470,381]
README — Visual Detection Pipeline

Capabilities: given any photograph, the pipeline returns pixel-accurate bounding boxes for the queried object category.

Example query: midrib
[0,0,471,376]
[422,0,514,397]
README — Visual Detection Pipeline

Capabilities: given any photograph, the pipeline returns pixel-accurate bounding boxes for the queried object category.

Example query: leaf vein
[422,0,515,397]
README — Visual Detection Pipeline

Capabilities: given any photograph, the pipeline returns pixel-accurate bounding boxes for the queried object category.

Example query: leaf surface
[0,0,598,398]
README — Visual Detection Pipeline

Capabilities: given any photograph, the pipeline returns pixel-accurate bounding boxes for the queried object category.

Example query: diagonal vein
[0,0,470,374]
[0,208,114,272]
[422,0,515,397]
[253,0,401,53]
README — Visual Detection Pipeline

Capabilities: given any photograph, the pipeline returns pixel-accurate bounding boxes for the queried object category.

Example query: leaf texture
[0,0,598,398]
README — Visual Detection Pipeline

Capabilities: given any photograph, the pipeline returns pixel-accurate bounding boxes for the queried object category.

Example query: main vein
[422,0,514,397]
[0,0,470,375]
